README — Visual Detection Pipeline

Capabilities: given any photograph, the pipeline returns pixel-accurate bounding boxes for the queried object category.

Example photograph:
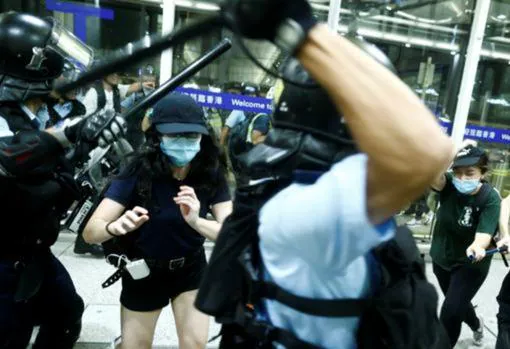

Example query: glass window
[466,0,510,196]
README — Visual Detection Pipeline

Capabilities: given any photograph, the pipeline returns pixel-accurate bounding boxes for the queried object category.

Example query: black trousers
[497,271,510,349]
[0,252,84,349]
[433,262,489,348]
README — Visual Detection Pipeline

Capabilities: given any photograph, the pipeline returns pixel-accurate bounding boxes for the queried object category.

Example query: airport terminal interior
[2,0,510,348]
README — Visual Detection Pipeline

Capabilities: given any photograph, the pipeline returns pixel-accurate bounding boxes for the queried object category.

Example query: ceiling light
[194,3,219,11]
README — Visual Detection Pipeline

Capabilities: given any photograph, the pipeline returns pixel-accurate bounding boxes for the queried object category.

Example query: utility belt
[145,248,203,270]
[102,248,203,288]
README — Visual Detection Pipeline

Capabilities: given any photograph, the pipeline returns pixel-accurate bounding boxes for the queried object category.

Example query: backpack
[195,178,449,349]
[228,113,270,181]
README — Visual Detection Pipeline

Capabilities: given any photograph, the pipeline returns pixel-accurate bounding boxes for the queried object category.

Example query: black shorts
[120,248,206,312]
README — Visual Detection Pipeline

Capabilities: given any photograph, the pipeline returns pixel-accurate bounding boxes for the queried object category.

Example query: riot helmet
[0,12,94,102]
[244,35,397,174]
[241,82,259,97]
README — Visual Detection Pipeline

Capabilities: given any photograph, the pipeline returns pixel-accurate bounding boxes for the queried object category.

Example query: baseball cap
[151,93,208,135]
[453,146,487,168]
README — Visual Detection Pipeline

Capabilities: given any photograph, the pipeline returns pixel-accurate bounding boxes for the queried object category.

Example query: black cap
[151,93,208,135]
[453,146,487,168]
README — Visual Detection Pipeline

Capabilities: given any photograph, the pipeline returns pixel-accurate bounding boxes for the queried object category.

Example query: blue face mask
[160,136,201,167]
[452,177,480,194]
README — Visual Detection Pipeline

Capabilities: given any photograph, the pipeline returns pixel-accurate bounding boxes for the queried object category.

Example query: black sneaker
[74,234,104,257]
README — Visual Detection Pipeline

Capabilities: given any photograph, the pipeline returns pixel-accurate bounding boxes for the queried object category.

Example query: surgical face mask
[452,177,481,195]
[142,86,155,96]
[160,135,201,167]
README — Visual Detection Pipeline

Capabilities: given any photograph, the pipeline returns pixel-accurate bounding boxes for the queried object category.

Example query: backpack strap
[240,246,369,318]
[253,280,368,317]
[233,304,321,349]
[94,83,106,113]
[112,85,121,113]
[473,183,492,213]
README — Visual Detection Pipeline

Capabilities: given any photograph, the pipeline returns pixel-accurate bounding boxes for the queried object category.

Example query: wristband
[105,221,119,238]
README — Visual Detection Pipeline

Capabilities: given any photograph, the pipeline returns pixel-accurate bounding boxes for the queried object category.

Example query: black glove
[222,0,317,53]
[65,109,127,148]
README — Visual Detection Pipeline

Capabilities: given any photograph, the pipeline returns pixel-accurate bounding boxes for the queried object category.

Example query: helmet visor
[50,21,94,71]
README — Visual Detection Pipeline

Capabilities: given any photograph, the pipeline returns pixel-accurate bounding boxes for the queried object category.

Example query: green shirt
[430,173,501,270]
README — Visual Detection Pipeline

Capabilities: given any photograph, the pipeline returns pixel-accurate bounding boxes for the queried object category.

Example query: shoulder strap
[112,85,121,113]
[254,279,368,317]
[94,84,106,112]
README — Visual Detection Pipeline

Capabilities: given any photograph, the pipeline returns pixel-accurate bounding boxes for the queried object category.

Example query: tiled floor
[28,231,505,348]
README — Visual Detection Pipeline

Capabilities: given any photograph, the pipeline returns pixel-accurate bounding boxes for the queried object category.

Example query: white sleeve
[82,88,98,117]
[225,110,243,128]
[0,116,13,137]
[118,84,130,100]
[258,154,395,271]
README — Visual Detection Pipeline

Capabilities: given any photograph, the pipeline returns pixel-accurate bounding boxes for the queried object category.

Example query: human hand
[497,235,510,254]
[65,109,126,148]
[174,186,200,228]
[466,244,486,262]
[108,206,150,236]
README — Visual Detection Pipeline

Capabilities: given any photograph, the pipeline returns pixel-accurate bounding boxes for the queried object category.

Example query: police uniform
[0,12,126,348]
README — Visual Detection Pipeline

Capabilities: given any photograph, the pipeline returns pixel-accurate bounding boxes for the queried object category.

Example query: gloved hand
[65,109,127,148]
[222,0,317,53]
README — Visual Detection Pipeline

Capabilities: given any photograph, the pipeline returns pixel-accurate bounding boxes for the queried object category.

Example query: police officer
[0,12,126,348]
[198,1,454,347]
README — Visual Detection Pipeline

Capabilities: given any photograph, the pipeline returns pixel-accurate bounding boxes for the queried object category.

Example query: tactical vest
[94,82,121,114]
[0,103,80,254]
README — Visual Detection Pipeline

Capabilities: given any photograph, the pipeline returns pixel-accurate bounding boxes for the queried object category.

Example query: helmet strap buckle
[26,47,47,71]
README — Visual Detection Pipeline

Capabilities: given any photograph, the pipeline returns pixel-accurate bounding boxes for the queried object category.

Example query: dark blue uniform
[0,104,84,349]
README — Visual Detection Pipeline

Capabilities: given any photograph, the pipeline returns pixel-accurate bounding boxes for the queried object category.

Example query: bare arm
[500,196,510,238]
[297,25,454,224]
[189,201,233,241]
[83,198,126,244]
[83,199,149,244]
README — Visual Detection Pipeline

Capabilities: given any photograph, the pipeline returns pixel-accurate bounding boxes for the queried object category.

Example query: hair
[477,153,489,174]
[117,125,228,208]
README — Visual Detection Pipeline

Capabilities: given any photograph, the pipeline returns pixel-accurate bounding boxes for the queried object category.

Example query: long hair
[117,125,228,208]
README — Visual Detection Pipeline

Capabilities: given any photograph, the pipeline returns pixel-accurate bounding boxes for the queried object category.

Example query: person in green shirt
[430,144,501,348]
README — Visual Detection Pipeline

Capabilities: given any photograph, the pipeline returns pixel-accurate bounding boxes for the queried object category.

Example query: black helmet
[0,12,94,102]
[273,35,397,146]
[241,82,259,96]
[244,36,397,175]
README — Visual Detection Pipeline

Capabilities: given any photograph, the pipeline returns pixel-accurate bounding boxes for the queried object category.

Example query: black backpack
[228,113,269,180]
[195,179,449,349]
